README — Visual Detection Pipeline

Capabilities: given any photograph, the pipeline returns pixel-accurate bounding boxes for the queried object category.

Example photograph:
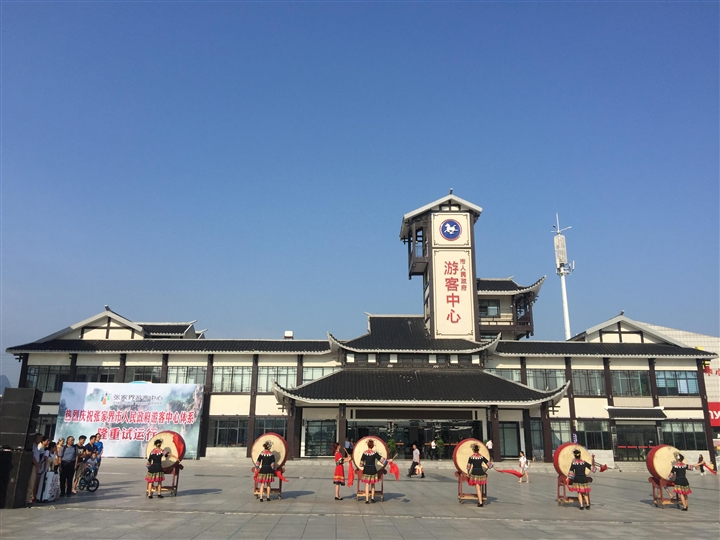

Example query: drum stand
[649,477,680,508]
[455,472,487,504]
[252,467,284,500]
[355,469,385,502]
[557,475,591,507]
[159,464,182,497]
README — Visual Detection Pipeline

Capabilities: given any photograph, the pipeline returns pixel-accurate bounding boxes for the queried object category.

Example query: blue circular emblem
[440,219,462,241]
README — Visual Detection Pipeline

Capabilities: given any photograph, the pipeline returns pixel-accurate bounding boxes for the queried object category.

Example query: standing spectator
[37,442,60,502]
[34,437,51,501]
[430,439,437,460]
[59,436,78,497]
[26,434,45,506]
[73,435,89,493]
[344,438,351,452]
[94,433,104,471]
[56,438,65,455]
[349,439,355,452]
[698,454,706,475]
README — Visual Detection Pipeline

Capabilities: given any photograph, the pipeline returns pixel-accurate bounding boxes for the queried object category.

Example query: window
[611,371,651,396]
[37,416,57,439]
[212,367,252,393]
[572,370,606,396]
[576,420,611,450]
[209,417,248,447]
[254,417,287,441]
[302,367,338,384]
[529,419,544,460]
[662,421,707,450]
[485,368,522,382]
[75,366,119,383]
[550,420,571,450]
[480,333,499,341]
[26,366,71,392]
[479,300,500,318]
[124,366,161,383]
[257,367,297,392]
[398,354,429,365]
[656,371,699,396]
[527,369,565,390]
[167,366,207,385]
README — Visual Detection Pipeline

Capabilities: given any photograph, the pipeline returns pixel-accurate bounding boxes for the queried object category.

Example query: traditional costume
[670,462,693,496]
[146,448,167,484]
[360,449,387,484]
[568,459,595,494]
[466,452,489,486]
[334,450,346,486]
[255,450,276,484]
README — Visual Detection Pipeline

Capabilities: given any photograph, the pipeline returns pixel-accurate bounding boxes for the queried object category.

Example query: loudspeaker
[0,449,34,509]
[0,388,42,450]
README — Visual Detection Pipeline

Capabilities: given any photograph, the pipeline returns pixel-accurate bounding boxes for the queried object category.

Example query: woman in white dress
[517,450,529,483]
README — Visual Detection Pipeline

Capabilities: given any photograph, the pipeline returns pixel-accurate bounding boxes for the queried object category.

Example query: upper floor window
[656,371,699,396]
[26,365,70,392]
[76,366,119,384]
[479,300,500,318]
[611,370,650,397]
[167,366,206,385]
[398,354,428,365]
[302,367,338,384]
[571,370,606,396]
[257,367,296,392]
[485,368,521,382]
[212,366,252,393]
[124,366,161,384]
[527,369,565,390]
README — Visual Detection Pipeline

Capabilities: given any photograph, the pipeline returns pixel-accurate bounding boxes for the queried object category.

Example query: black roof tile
[6,339,330,354]
[140,324,191,335]
[476,279,523,292]
[607,408,667,420]
[279,368,563,404]
[495,341,714,358]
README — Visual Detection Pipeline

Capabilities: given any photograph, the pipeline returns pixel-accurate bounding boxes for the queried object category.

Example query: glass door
[499,422,520,458]
[305,420,337,456]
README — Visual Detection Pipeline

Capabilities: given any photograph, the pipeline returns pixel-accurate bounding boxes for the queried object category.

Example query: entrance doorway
[615,424,658,461]
[305,420,336,456]
[499,422,520,458]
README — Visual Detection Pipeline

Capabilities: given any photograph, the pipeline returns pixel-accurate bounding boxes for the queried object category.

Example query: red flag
[389,461,400,481]
[347,466,355,485]
[599,464,608,473]
[275,469,289,482]
[495,469,524,478]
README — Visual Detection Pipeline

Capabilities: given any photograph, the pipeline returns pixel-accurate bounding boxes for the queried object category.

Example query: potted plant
[436,438,445,459]
[387,437,397,457]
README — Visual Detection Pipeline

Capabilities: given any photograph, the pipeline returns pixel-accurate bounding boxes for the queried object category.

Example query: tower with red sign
[400,191,482,341]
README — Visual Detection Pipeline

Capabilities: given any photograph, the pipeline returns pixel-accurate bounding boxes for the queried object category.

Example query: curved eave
[328,332,500,355]
[477,276,546,298]
[493,349,716,359]
[272,378,568,408]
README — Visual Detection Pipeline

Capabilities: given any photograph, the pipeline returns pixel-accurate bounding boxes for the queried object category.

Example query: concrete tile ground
[1,458,718,539]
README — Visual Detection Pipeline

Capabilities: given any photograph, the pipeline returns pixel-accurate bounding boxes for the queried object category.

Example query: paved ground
[2,458,718,539]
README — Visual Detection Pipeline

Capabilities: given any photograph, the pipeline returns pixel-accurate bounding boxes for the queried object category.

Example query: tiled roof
[607,407,667,420]
[6,339,330,355]
[334,316,490,353]
[139,324,192,335]
[476,276,545,296]
[275,368,566,405]
[494,341,715,358]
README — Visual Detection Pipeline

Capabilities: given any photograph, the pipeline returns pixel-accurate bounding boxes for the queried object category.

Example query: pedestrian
[407,443,425,478]
[670,454,702,511]
[698,454,705,475]
[430,439,437,460]
[518,450,530,483]
[34,437,51,501]
[466,443,490,508]
[344,438,351,452]
[26,433,43,505]
[59,436,78,497]
[73,435,90,493]
[359,439,389,504]
[567,449,596,510]
[94,433,104,471]
[349,439,355,452]
[332,442,348,500]
[254,440,277,502]
[146,439,175,499]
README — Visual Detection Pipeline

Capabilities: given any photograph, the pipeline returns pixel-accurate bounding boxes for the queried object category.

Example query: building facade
[7,194,718,467]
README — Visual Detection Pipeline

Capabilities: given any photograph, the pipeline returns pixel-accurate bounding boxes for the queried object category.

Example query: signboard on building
[55,382,204,458]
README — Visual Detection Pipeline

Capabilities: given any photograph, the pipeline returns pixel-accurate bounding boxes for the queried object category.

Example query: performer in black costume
[255,441,277,502]
[466,444,491,507]
[145,439,175,499]
[567,449,596,510]
[359,440,388,504]
[670,453,701,511]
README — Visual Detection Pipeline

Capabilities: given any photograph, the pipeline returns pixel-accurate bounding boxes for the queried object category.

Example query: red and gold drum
[646,444,681,481]
[452,438,490,474]
[146,431,186,473]
[352,436,389,469]
[250,432,288,468]
[553,442,592,476]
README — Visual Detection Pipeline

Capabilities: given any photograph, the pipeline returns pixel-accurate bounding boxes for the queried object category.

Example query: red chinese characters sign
[433,249,475,339]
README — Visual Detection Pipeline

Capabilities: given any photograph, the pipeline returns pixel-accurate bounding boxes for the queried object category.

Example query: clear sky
[2,1,718,386]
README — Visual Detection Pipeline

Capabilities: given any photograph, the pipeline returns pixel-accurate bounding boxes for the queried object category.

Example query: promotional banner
[56,382,204,459]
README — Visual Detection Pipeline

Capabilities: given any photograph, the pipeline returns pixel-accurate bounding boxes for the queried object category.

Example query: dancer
[145,439,175,499]
[518,450,529,483]
[567,449,596,510]
[255,440,277,502]
[332,442,348,500]
[466,443,491,507]
[670,454,701,511]
[359,439,389,504]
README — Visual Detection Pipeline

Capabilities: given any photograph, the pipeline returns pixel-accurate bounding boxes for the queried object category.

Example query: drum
[352,436,389,469]
[646,444,681,481]
[553,442,592,476]
[146,431,186,472]
[452,438,490,473]
[251,432,288,468]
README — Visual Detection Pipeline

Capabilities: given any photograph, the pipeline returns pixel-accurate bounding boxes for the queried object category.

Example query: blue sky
[2,1,718,385]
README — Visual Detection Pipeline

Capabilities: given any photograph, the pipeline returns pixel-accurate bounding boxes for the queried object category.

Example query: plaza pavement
[1,458,718,539]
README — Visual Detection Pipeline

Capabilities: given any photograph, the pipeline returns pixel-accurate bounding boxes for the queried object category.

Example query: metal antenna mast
[552,214,574,340]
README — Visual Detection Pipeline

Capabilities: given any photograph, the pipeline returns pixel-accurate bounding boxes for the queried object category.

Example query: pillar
[198,354,214,457]
[246,354,259,458]
[696,358,717,469]
[489,405,500,461]
[541,402,553,463]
